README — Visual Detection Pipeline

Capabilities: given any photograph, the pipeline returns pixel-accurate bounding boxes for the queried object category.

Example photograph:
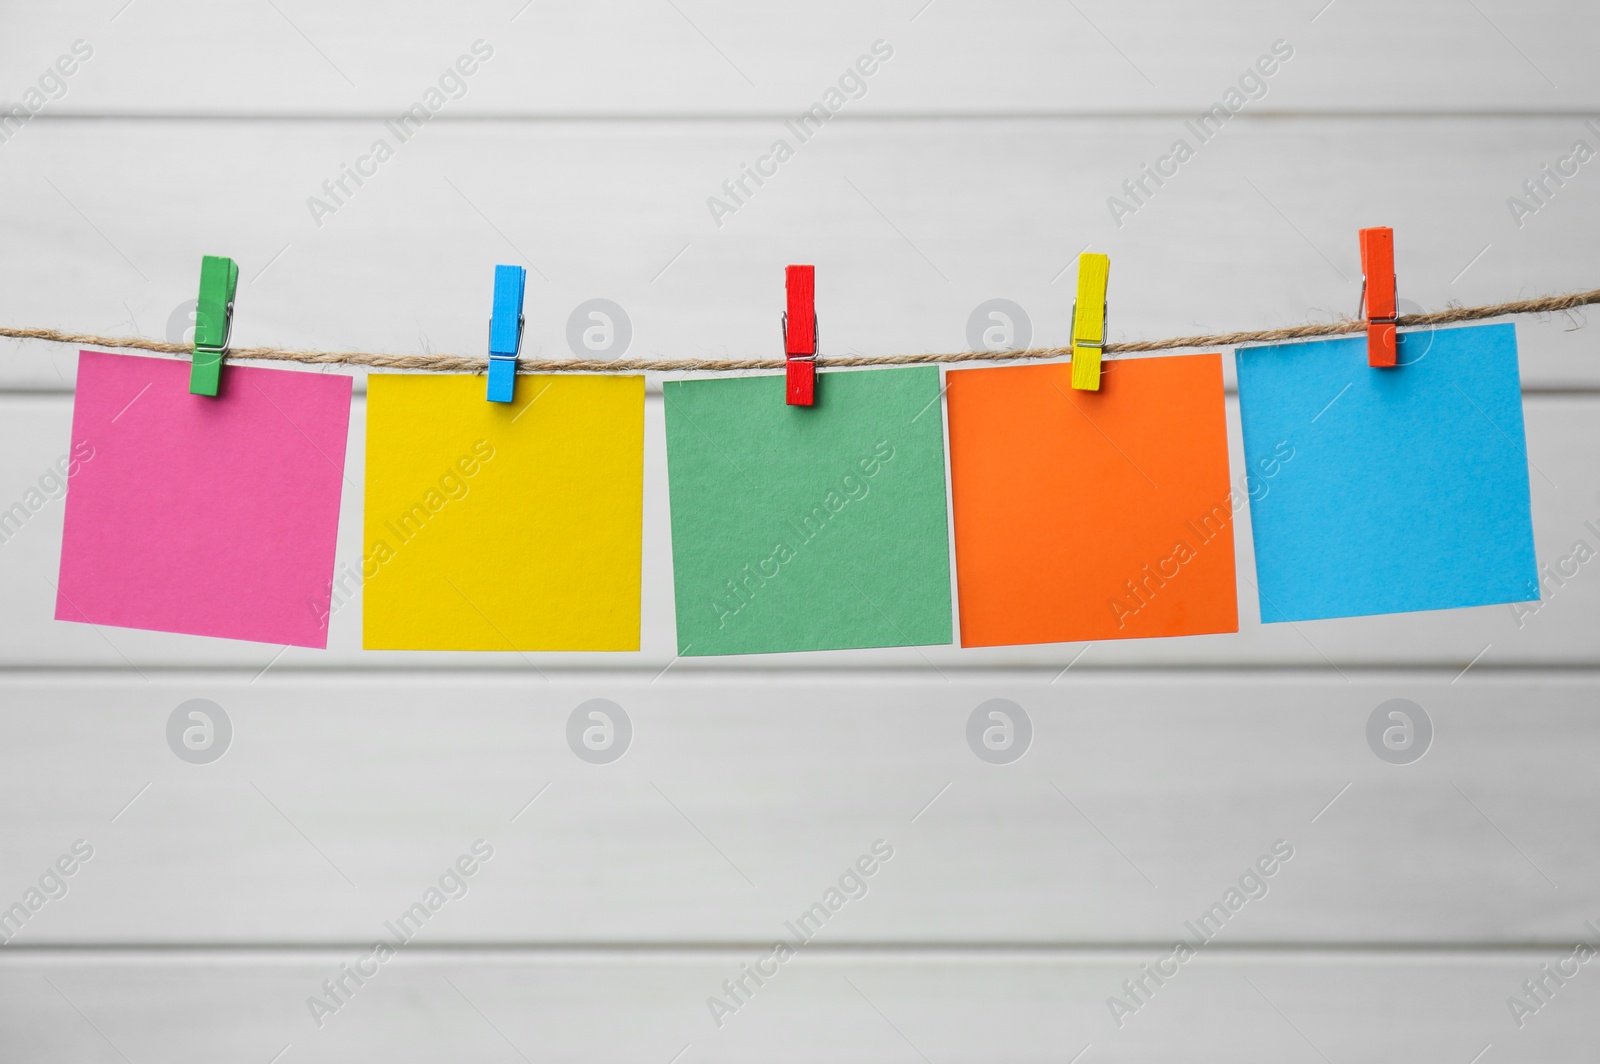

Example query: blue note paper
[1236,322,1538,623]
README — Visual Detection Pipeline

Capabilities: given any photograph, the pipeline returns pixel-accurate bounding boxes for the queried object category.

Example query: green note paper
[664,367,954,656]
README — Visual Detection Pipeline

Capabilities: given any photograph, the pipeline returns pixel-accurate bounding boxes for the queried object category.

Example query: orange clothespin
[783,264,816,406]
[1359,227,1397,368]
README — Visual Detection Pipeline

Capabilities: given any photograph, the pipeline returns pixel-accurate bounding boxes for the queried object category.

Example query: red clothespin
[1358,227,1397,368]
[783,264,816,406]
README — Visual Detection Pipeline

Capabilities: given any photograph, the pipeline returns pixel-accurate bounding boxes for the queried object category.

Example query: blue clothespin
[486,264,526,403]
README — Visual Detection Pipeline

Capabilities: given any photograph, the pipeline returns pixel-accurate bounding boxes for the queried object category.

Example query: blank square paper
[362,373,645,651]
[946,354,1239,647]
[1236,323,1538,623]
[55,350,352,647]
[663,367,953,656]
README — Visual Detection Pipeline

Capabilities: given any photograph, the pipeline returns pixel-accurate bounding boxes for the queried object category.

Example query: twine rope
[2,288,1594,375]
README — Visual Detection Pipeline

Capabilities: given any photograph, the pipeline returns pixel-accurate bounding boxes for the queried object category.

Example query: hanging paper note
[55,350,351,647]
[363,374,643,650]
[1236,322,1538,622]
[663,367,953,656]
[947,354,1238,647]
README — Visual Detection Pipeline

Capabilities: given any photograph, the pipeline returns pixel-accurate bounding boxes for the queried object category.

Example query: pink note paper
[56,350,352,648]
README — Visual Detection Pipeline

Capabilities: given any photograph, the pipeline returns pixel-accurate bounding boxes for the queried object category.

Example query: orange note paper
[947,354,1238,647]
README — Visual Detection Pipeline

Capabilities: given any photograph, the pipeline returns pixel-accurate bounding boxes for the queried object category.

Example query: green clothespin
[191,255,239,396]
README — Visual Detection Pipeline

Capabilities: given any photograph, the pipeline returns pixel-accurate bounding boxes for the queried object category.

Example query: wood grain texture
[2,949,1597,1062]
[1,0,1595,115]
[0,674,1593,945]
[2,3,1596,1058]
[2,117,1599,391]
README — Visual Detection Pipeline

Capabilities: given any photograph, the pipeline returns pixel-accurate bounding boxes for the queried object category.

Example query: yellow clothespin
[1070,253,1110,391]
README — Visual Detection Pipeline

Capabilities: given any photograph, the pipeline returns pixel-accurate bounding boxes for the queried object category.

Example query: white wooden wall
[3,2,1599,1060]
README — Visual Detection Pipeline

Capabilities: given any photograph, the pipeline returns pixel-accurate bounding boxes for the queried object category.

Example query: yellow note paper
[363,374,644,650]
